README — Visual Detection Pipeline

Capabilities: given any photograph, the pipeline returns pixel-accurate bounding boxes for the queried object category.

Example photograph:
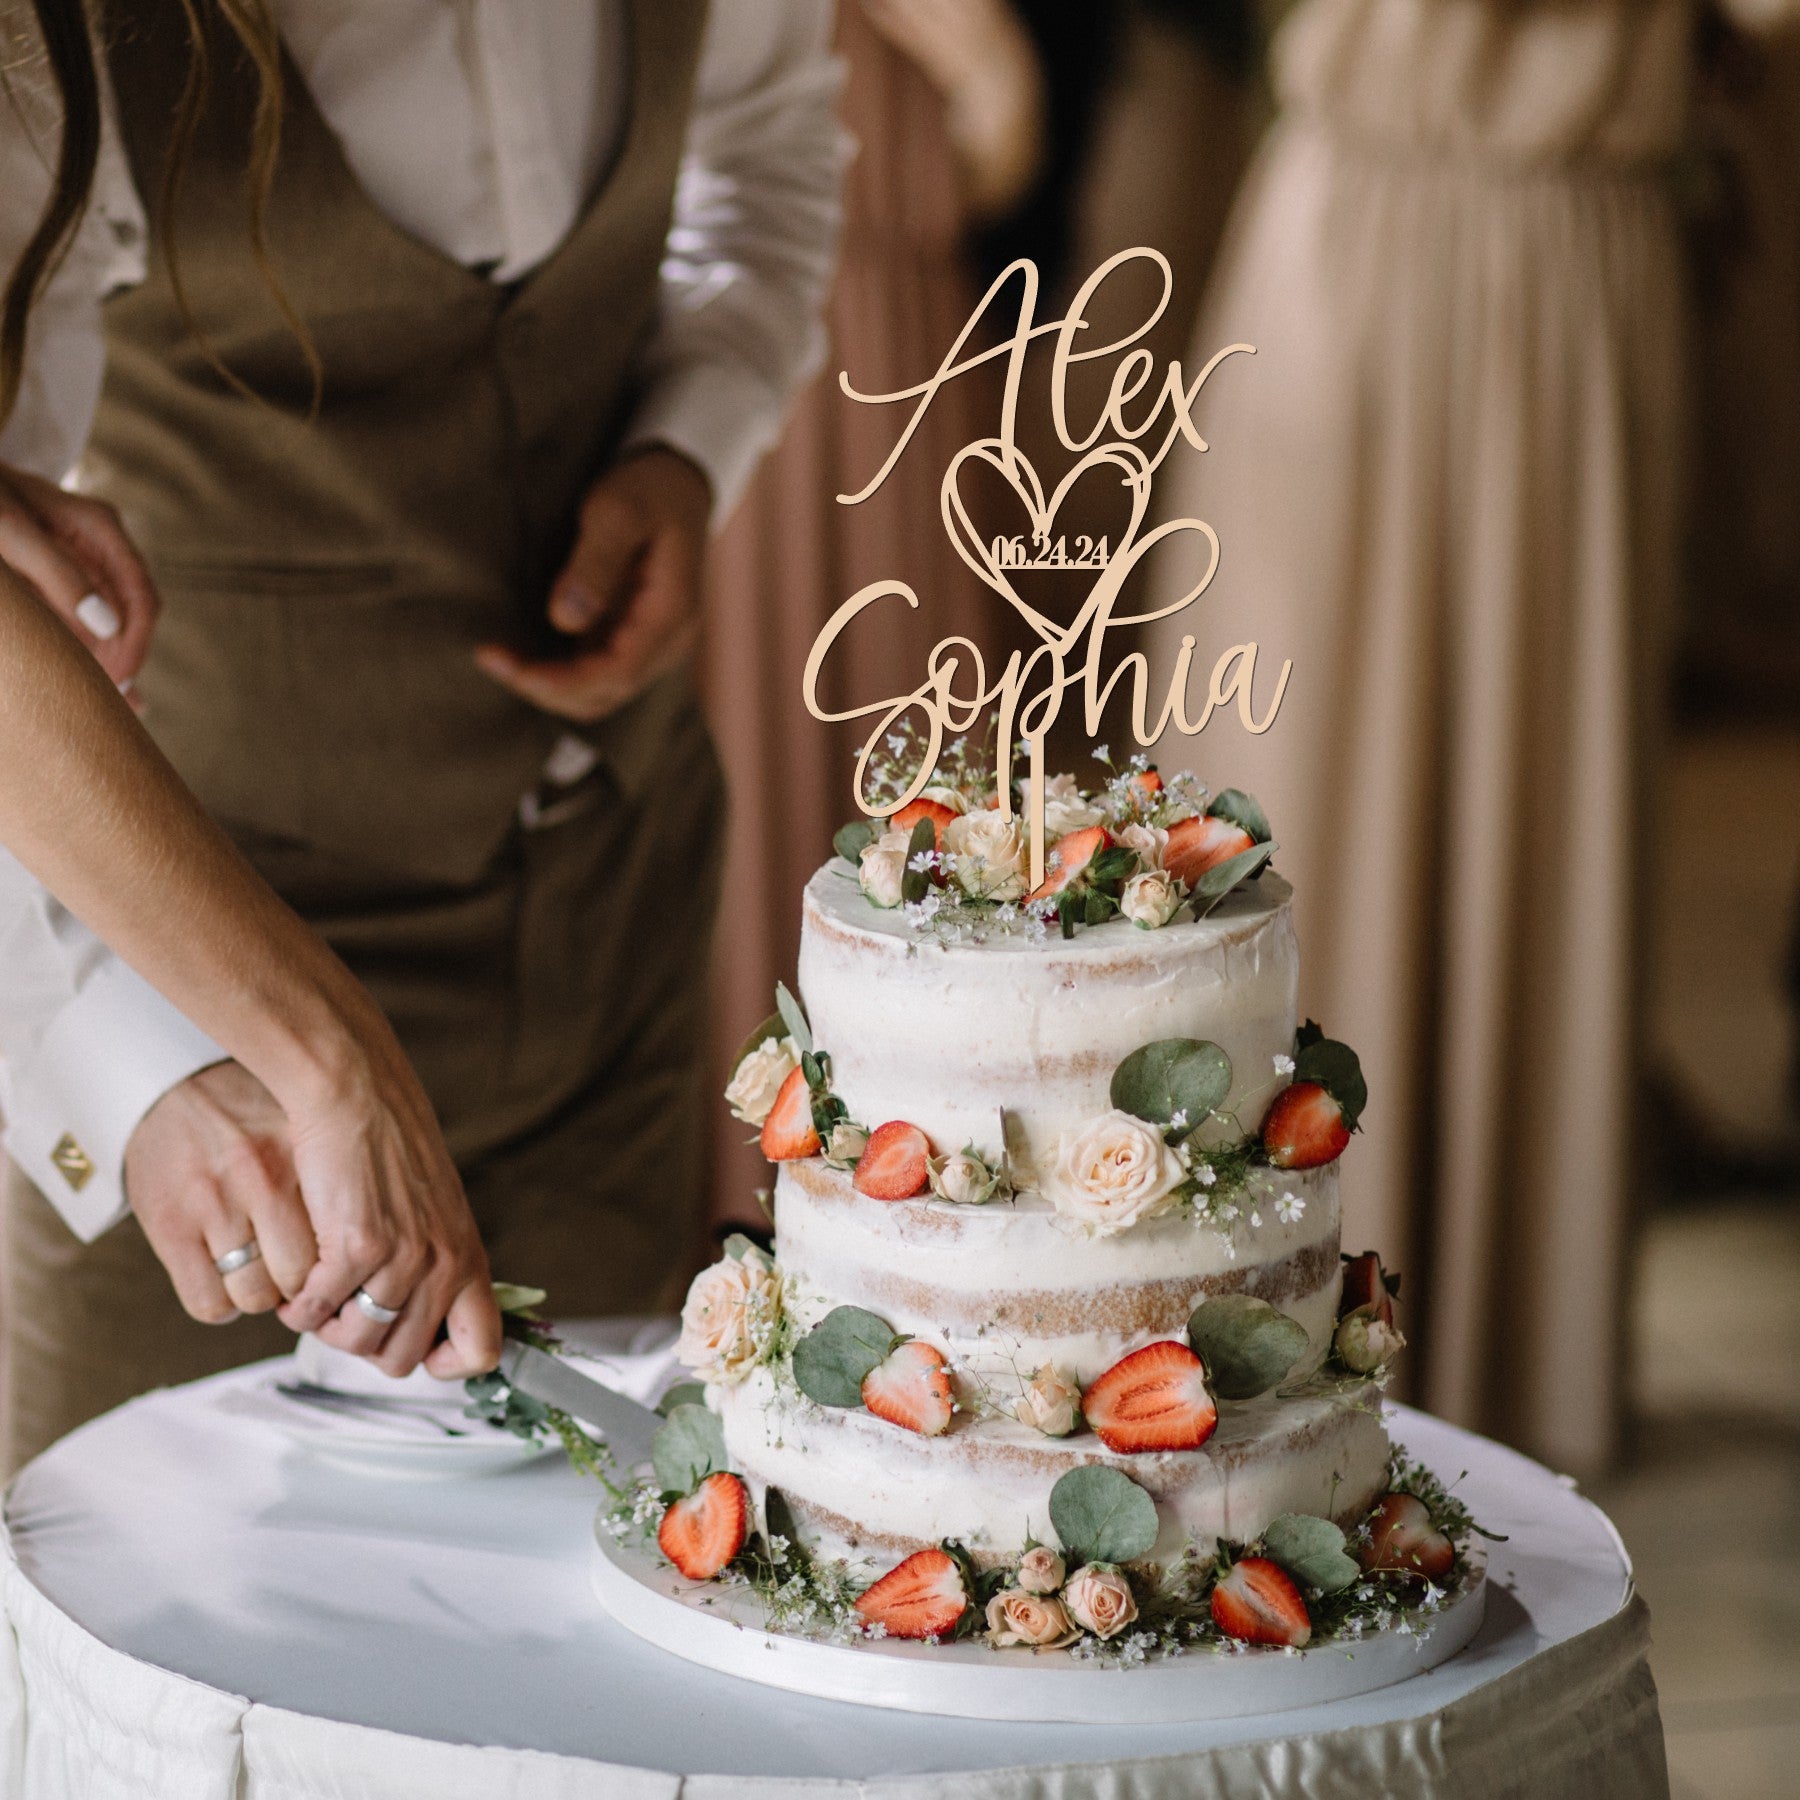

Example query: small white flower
[1275,1191,1305,1225]
[1194,1162,1217,1189]
[1092,744,1110,763]
[1273,1053,1296,1076]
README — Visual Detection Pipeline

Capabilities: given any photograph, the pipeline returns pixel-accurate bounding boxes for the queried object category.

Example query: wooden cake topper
[803,248,1291,890]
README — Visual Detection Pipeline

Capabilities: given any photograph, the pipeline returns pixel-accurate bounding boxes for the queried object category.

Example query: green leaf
[1187,1294,1310,1400]
[1191,841,1277,917]
[899,817,937,905]
[1110,1038,1233,1133]
[651,1402,728,1495]
[1295,1034,1368,1130]
[1261,1513,1360,1594]
[775,982,813,1058]
[656,1381,708,1417]
[790,1306,898,1408]
[1082,888,1119,927]
[1207,787,1272,843]
[490,1282,547,1316]
[1048,1465,1160,1566]
[1086,846,1138,889]
[833,819,879,866]
[731,1012,787,1074]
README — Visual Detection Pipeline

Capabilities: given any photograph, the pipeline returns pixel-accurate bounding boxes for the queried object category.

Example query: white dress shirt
[0,0,846,1237]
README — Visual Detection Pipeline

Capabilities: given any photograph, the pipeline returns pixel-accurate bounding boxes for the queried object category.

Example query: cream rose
[858,828,913,908]
[1335,1309,1406,1374]
[1016,1546,1066,1594]
[943,807,1027,902]
[825,1121,870,1167]
[675,1247,782,1386]
[929,1148,1003,1205]
[1043,1110,1185,1234]
[1120,869,1185,929]
[723,1034,800,1126]
[1062,1563,1139,1640]
[985,1588,1079,1649]
[1042,772,1103,839]
[1115,821,1169,871]
[1014,1365,1081,1437]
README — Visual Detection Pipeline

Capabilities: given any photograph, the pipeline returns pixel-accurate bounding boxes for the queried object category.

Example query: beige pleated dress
[1152,0,1690,1475]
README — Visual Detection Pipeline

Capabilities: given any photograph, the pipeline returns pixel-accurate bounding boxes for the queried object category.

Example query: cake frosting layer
[797,865,1299,1176]
[774,1158,1343,1397]
[718,1369,1389,1572]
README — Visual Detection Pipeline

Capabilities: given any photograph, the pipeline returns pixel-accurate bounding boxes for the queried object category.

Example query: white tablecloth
[0,1342,1668,1799]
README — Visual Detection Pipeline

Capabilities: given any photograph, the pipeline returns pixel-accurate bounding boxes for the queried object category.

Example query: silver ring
[214,1240,262,1277]
[351,1287,402,1326]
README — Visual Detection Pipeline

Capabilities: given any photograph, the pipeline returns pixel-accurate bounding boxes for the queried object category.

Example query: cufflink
[50,1133,94,1192]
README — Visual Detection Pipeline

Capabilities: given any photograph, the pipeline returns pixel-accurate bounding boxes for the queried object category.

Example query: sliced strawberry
[1162,812,1255,887]
[855,1546,968,1640]
[1081,1340,1217,1454]
[853,1120,932,1199]
[1359,1492,1455,1581]
[1128,767,1164,802]
[862,1340,954,1436]
[1211,1556,1313,1647]
[890,797,959,850]
[759,1065,822,1161]
[1262,1081,1351,1169]
[1339,1251,1396,1325]
[1026,825,1112,902]
[657,1471,750,1581]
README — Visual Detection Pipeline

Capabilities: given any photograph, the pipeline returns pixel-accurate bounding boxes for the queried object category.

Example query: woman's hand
[0,462,160,689]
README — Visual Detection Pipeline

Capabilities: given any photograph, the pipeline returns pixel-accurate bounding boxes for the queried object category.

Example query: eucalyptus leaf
[790,1306,898,1408]
[1261,1513,1361,1594]
[1048,1464,1160,1566]
[651,1402,728,1496]
[899,817,937,905]
[833,819,879,867]
[656,1381,708,1418]
[775,982,813,1058]
[1294,1035,1368,1130]
[1187,1294,1310,1400]
[1207,788,1272,843]
[1110,1038,1233,1133]
[490,1282,547,1316]
[732,1012,787,1074]
[1191,841,1277,917]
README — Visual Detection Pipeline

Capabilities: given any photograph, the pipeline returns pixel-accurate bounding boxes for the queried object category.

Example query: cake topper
[803,247,1292,890]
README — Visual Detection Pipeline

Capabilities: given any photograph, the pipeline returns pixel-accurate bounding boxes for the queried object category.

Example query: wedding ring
[214,1240,262,1277]
[351,1287,402,1326]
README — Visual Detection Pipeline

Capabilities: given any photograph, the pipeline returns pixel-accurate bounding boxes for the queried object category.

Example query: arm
[476,0,848,720]
[0,566,501,1374]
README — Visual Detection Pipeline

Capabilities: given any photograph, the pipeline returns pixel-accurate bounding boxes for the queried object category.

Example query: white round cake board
[589,1517,1487,1723]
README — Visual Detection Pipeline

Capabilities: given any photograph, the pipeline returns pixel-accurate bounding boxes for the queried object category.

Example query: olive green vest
[85,0,709,884]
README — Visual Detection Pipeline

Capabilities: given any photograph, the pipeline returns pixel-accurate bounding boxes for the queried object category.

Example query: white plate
[590,1519,1487,1723]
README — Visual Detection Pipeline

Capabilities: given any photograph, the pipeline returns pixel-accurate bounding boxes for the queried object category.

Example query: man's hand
[126,1060,317,1322]
[474,446,712,723]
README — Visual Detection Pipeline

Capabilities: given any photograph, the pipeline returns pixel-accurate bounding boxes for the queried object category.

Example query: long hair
[0,0,319,432]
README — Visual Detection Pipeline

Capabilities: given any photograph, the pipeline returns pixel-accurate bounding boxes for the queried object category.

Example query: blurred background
[696,3,1800,1795]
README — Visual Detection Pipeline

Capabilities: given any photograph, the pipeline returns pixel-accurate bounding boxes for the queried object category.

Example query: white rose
[985,1588,1079,1649]
[1119,869,1185,929]
[1043,1110,1185,1235]
[723,1035,800,1126]
[825,1121,870,1167]
[858,828,913,908]
[1014,1365,1081,1437]
[1016,1546,1066,1594]
[675,1248,783,1386]
[943,808,1027,902]
[1062,1564,1138,1639]
[929,1149,1003,1205]
[1115,821,1169,871]
[1043,795,1104,838]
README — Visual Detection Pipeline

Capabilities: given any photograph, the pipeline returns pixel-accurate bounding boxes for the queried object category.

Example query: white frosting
[797,866,1299,1176]
[774,1159,1342,1397]
[720,1370,1389,1573]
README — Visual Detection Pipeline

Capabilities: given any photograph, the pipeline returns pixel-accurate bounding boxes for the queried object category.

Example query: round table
[0,1351,1669,1799]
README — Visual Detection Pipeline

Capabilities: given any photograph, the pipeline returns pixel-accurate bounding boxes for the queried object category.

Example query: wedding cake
[638,750,1481,1657]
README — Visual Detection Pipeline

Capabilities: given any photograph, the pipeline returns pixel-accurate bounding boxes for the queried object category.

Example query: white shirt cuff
[2,960,227,1242]
[620,357,788,527]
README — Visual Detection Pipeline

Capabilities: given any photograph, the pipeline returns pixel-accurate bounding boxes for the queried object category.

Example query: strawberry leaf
[651,1402,728,1497]
[1187,1294,1310,1399]
[1295,1034,1367,1130]
[1207,788,1272,843]
[1261,1513,1360,1594]
[775,983,813,1059]
[1048,1465,1159,1566]
[1111,1038,1233,1134]
[1191,841,1278,917]
[833,820,879,867]
[791,1306,898,1408]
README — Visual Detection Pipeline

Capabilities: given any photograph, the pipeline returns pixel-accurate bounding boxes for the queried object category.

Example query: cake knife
[498,1341,662,1471]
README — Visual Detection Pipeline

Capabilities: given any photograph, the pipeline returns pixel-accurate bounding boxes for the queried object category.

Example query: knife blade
[499,1341,662,1471]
